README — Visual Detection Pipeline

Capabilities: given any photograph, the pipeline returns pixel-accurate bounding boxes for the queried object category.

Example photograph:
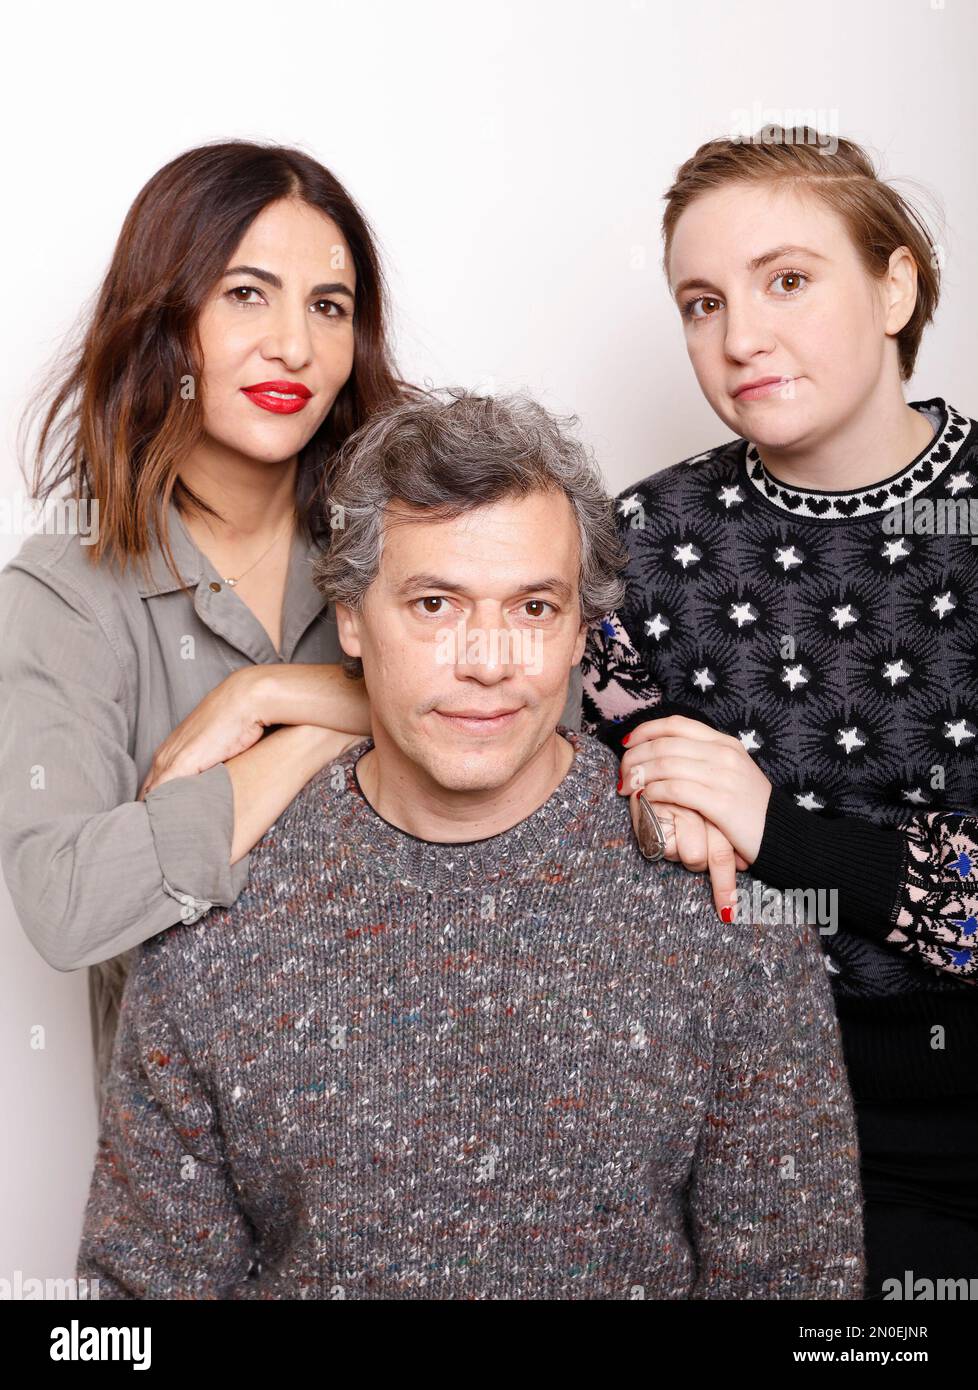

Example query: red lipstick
[241,380,312,415]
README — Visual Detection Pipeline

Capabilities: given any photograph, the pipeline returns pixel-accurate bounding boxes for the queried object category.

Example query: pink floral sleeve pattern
[890,813,978,982]
[580,612,664,736]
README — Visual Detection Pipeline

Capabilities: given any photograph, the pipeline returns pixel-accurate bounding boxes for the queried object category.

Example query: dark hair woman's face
[195,197,357,467]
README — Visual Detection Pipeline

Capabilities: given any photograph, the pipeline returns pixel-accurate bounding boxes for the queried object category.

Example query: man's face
[335,489,588,791]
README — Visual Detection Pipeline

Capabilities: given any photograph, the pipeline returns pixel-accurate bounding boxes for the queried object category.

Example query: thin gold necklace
[222,510,295,587]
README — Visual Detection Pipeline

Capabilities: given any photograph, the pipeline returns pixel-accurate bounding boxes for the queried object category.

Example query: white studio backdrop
[1,0,975,1282]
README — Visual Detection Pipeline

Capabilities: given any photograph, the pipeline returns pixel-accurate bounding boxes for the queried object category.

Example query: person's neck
[355,724,577,844]
[176,437,299,542]
[753,383,936,493]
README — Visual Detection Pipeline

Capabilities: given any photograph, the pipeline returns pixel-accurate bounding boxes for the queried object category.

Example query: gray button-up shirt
[0,497,582,1091]
[0,498,347,974]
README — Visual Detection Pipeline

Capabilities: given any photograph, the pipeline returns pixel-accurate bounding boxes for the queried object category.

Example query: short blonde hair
[661,126,942,381]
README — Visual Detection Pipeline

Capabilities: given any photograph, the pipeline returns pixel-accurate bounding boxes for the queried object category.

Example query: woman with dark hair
[0,140,418,1102]
[581,127,978,1297]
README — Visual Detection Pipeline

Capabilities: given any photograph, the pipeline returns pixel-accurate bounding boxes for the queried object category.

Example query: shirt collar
[134,496,330,664]
[133,497,205,597]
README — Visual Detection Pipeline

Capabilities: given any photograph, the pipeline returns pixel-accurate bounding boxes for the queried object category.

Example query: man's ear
[334,600,363,660]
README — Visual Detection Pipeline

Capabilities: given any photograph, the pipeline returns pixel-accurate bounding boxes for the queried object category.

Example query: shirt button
[209,581,222,592]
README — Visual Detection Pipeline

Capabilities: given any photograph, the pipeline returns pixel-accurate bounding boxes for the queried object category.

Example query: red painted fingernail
[616,776,623,791]
[621,733,630,746]
[720,906,734,923]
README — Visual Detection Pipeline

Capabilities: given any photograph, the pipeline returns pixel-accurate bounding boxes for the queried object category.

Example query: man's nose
[453,608,521,681]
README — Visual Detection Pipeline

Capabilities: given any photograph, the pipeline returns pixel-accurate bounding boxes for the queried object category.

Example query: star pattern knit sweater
[581,398,978,1105]
[76,729,863,1300]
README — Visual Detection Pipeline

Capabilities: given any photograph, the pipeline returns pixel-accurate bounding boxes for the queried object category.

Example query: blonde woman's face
[195,197,357,465]
[667,182,903,451]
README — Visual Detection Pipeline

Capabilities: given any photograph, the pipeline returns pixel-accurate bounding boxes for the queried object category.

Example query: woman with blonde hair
[583,126,978,1296]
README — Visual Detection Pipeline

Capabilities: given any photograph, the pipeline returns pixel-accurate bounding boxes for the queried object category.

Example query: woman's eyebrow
[673,244,828,299]
[746,243,828,271]
[222,264,355,299]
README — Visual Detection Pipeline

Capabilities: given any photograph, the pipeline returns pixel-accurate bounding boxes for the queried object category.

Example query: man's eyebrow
[672,245,828,299]
[222,264,355,299]
[395,573,574,603]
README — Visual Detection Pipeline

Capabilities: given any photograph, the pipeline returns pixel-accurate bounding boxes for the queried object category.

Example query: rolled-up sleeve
[145,763,250,920]
[0,563,250,972]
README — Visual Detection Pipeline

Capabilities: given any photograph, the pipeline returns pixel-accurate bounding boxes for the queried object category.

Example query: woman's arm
[583,609,978,981]
[580,610,669,745]
[623,714,978,983]
[137,662,371,796]
[750,794,978,981]
[581,610,745,915]
[250,662,371,735]
[0,565,366,971]
[221,723,362,864]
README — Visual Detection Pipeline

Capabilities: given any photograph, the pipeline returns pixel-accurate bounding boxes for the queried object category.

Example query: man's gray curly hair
[311,386,628,680]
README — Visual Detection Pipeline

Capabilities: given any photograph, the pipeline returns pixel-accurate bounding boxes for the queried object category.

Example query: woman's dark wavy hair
[20,139,420,588]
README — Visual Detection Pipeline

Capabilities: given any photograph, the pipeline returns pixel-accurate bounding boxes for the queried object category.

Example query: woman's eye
[226,285,263,306]
[683,295,723,321]
[224,287,348,315]
[770,270,808,295]
[522,600,554,619]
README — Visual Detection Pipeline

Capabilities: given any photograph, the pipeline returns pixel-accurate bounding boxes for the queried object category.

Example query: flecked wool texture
[77,727,865,1299]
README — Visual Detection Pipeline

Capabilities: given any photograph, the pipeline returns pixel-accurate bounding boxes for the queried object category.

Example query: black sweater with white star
[582,398,978,1103]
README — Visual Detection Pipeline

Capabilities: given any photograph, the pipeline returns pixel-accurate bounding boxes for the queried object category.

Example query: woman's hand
[618,714,773,864]
[138,666,273,798]
[138,663,374,799]
[625,793,749,919]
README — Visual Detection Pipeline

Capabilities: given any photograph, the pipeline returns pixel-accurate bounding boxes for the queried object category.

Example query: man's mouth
[434,708,523,734]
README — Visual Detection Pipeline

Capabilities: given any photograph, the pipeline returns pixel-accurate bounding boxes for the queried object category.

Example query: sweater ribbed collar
[741,397,973,520]
[329,725,619,894]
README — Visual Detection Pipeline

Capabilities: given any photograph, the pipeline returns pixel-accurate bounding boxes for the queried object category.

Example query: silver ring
[637,792,668,862]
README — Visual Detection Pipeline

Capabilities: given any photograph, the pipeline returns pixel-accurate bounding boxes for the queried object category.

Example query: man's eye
[412,598,554,618]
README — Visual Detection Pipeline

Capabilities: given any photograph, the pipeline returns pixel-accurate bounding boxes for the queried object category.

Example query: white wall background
[2,0,976,1283]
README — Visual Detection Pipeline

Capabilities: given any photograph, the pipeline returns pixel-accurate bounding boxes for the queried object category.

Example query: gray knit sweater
[77,727,864,1300]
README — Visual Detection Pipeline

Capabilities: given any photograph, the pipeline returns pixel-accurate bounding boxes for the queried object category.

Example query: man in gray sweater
[77,389,864,1300]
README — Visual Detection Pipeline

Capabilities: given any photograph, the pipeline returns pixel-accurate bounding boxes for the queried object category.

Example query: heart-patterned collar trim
[742,399,972,519]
